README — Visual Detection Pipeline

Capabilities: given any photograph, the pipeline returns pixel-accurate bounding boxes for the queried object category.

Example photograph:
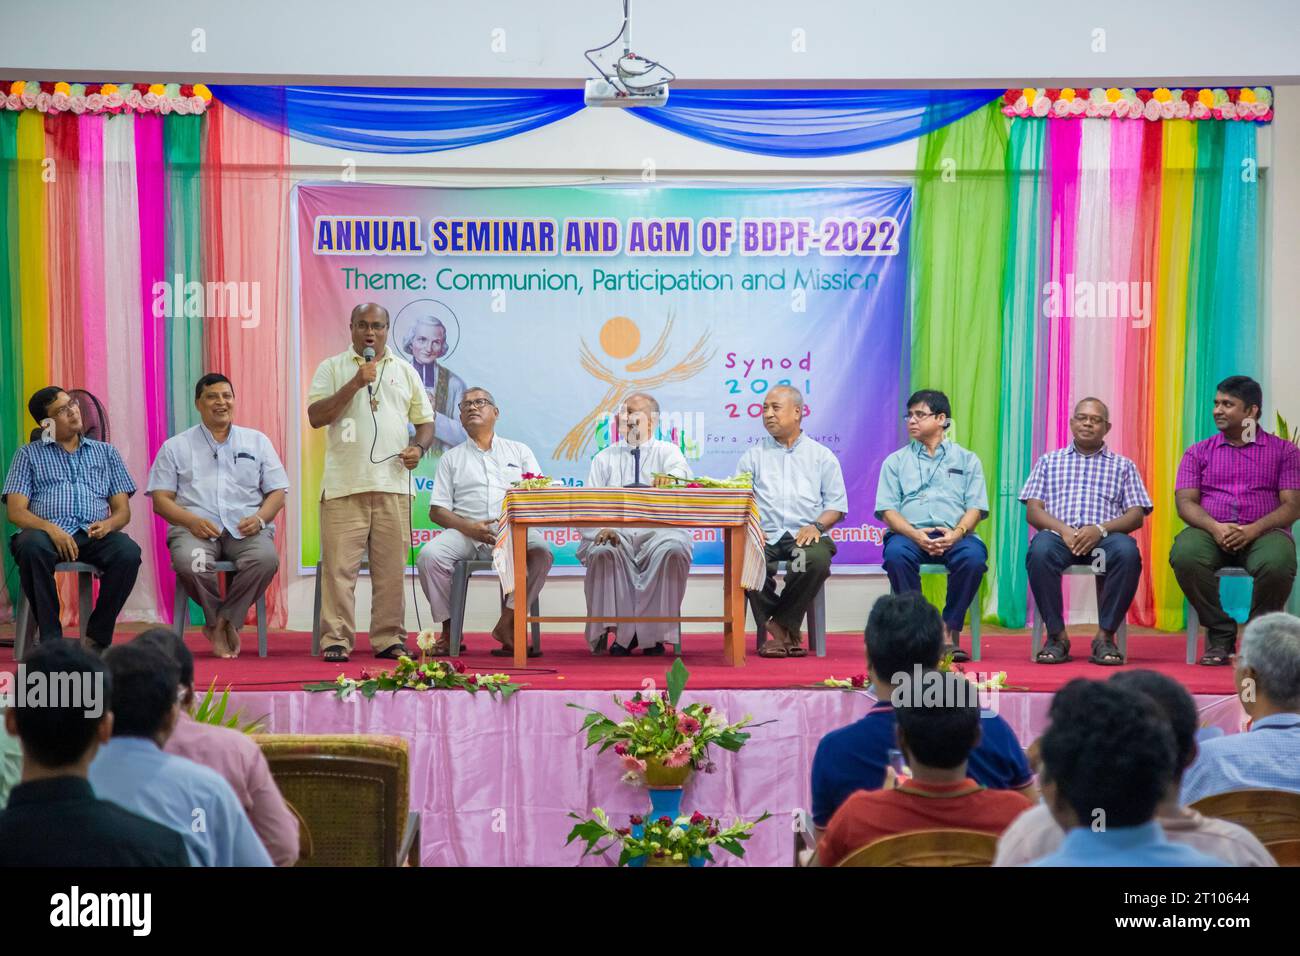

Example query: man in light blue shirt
[736,386,847,658]
[1033,679,1226,867]
[875,389,989,662]
[1181,612,1300,804]
[89,642,272,867]
[147,373,289,659]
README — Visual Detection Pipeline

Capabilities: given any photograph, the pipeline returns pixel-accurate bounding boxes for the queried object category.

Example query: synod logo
[50,887,151,936]
[554,313,713,461]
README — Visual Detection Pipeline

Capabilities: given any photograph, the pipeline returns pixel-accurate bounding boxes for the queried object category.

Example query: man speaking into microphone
[307,303,434,662]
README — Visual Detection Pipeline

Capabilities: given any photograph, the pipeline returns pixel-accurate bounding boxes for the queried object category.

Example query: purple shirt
[1175,431,1300,526]
[1019,443,1152,527]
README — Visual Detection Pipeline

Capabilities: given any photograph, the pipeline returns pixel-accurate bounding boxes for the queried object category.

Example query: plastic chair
[12,562,100,662]
[1185,568,1251,664]
[837,828,999,867]
[919,564,982,661]
[449,559,541,656]
[748,563,827,657]
[311,557,367,656]
[1029,564,1130,663]
[173,561,270,657]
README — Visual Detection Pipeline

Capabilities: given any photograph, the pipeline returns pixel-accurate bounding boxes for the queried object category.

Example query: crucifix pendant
[370,397,379,412]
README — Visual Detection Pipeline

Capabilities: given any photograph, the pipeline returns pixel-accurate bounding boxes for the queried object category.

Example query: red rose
[706,827,718,837]
[451,659,466,673]
[850,674,866,688]
[613,742,628,755]
[689,811,707,825]
[134,82,150,93]
[1226,87,1240,102]
[616,827,631,836]
[180,84,194,97]
[1136,89,1152,102]
[1044,88,1060,100]
[629,814,643,825]
[702,705,712,714]
[658,816,672,826]
[85,84,101,95]
[1181,89,1198,105]
[1003,88,1019,104]
[467,675,478,685]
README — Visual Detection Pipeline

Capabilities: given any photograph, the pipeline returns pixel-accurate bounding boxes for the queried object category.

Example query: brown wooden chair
[1189,789,1300,846]
[282,799,314,864]
[1264,838,1300,866]
[837,829,999,867]
[256,734,420,867]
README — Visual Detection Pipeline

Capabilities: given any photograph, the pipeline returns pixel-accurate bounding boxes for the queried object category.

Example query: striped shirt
[1179,712,1300,805]
[1175,431,1300,527]
[1018,443,1152,527]
[1,438,136,534]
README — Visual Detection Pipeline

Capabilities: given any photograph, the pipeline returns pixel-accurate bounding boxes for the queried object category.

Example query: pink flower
[86,93,104,112]
[142,92,160,110]
[5,93,20,110]
[51,92,69,111]
[124,90,144,111]
[624,698,651,717]
[189,95,207,113]
[174,97,192,115]
[676,714,701,735]
[104,92,124,110]
[662,743,692,768]
[620,754,647,773]
[68,95,86,114]
[35,92,52,112]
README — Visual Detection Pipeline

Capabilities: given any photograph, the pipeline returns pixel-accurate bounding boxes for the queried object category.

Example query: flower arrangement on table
[821,655,1026,693]
[569,659,757,787]
[303,629,526,700]
[651,471,753,489]
[566,807,770,867]
[820,673,870,690]
[511,471,559,490]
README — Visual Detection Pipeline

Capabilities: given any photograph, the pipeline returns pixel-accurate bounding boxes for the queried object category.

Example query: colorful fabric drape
[0,103,290,627]
[910,104,1265,628]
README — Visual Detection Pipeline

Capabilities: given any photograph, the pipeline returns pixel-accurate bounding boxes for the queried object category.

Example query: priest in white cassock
[415,387,553,658]
[577,393,693,657]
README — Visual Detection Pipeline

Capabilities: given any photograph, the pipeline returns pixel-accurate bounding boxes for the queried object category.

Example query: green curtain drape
[0,112,21,608]
[163,114,205,436]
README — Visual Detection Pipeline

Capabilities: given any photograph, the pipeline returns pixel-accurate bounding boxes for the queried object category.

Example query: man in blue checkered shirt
[1181,611,1300,803]
[3,387,141,651]
[1020,398,1152,666]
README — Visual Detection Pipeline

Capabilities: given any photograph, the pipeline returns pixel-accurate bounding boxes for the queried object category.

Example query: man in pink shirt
[994,670,1276,867]
[1171,376,1300,665]
[135,629,300,867]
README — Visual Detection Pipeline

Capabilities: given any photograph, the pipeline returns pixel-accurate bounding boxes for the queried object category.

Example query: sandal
[490,646,542,658]
[1036,635,1071,665]
[946,643,970,664]
[786,644,808,658]
[1199,645,1233,666]
[375,642,410,660]
[1089,635,1124,666]
[322,645,350,663]
[757,641,788,658]
[428,640,451,658]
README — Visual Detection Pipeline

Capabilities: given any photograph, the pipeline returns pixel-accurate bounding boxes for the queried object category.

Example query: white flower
[705,710,728,729]
[667,827,686,841]
[416,628,438,653]
[620,771,642,786]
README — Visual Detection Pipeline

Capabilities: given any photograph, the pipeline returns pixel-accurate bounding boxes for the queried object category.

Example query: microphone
[625,432,650,489]
[363,346,376,404]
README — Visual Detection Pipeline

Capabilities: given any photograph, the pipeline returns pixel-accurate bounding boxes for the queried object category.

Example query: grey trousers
[168,526,279,628]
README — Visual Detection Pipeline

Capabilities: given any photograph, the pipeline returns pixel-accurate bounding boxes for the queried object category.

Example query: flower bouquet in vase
[568,659,758,821]
[566,808,770,867]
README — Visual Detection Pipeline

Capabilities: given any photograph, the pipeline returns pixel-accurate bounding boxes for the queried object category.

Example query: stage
[0,624,1245,866]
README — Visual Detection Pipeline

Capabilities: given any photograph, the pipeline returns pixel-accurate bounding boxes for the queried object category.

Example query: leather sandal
[1036,635,1071,664]
[1089,635,1124,666]
[322,645,350,663]
[757,641,788,658]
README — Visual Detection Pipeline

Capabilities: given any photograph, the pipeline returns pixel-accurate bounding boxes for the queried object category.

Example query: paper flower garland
[2,81,213,116]
[1002,87,1272,122]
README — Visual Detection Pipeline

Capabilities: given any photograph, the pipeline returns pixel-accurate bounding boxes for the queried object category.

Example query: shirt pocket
[87,466,111,498]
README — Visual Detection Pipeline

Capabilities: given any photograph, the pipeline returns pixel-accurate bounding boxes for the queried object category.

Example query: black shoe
[375,642,409,660]
[642,642,666,656]
[610,636,639,657]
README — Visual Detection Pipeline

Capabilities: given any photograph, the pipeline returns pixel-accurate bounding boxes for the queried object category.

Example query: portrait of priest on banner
[393,299,468,454]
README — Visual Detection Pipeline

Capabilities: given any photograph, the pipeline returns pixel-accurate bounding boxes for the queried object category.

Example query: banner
[295,182,911,570]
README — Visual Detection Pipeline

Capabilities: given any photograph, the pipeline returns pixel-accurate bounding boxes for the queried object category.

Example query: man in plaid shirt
[1020,398,1152,666]
[3,386,141,652]
[1171,376,1300,665]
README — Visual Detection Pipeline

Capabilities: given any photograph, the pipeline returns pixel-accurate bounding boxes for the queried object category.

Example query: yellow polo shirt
[307,346,434,500]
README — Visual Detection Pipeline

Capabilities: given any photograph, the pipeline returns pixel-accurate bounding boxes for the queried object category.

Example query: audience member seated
[1181,612,1300,804]
[0,697,21,808]
[810,593,1035,831]
[136,628,300,866]
[817,670,1032,866]
[1030,679,1229,866]
[996,670,1275,866]
[88,641,272,867]
[0,642,189,866]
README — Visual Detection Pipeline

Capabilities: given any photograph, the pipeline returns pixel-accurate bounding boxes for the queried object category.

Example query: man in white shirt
[307,303,435,663]
[148,374,289,658]
[416,387,553,657]
[737,386,848,658]
[578,393,693,656]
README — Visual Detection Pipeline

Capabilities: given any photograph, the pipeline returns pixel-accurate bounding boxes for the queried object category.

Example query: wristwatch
[813,521,827,533]
[1095,524,1108,538]
[257,516,266,530]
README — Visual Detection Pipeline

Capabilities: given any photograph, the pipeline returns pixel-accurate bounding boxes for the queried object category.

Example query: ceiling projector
[584,1,674,108]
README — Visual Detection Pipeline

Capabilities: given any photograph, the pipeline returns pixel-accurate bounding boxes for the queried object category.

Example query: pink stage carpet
[0,625,1246,866]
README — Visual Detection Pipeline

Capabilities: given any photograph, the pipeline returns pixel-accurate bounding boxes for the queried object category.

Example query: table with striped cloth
[492,486,768,593]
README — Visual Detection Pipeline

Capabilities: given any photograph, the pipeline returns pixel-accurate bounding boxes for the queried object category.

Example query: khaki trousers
[320,491,410,653]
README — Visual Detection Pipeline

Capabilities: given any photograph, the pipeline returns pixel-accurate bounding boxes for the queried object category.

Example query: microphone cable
[364,385,425,637]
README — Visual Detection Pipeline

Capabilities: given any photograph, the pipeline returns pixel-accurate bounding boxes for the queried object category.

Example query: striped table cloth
[492,486,768,593]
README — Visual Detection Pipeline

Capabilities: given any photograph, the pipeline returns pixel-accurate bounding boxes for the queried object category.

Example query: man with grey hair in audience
[1180,611,1300,803]
[578,392,693,656]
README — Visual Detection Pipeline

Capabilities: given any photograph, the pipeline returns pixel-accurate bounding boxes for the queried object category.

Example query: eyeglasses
[48,399,80,419]
[352,321,389,332]
[1072,414,1107,425]
[460,398,493,411]
[902,411,935,422]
